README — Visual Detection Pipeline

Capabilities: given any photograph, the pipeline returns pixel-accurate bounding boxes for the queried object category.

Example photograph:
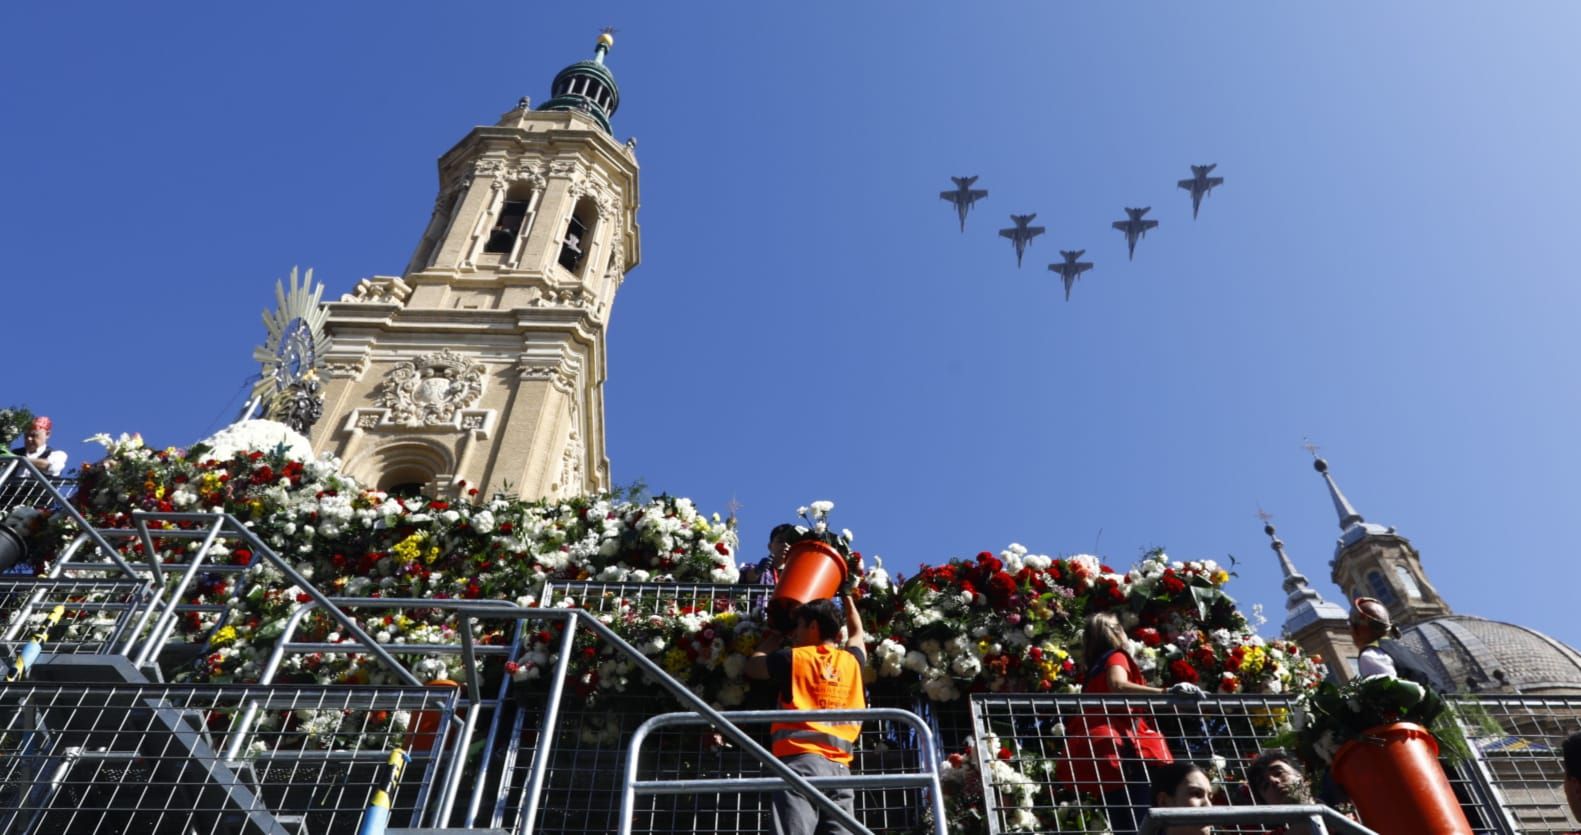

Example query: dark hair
[1246,749,1302,801]
[1564,731,1581,782]
[1150,761,1207,806]
[794,598,842,643]
[768,523,799,545]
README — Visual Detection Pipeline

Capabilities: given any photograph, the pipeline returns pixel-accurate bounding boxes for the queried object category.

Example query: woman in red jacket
[1058,611,1203,834]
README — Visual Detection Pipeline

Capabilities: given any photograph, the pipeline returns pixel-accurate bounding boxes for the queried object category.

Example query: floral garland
[28,426,1325,762]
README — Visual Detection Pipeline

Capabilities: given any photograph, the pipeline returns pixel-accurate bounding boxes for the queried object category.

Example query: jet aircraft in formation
[997,214,1046,268]
[1111,207,1158,261]
[1177,163,1224,220]
[939,175,989,232]
[1047,250,1094,302]
[939,164,1222,299]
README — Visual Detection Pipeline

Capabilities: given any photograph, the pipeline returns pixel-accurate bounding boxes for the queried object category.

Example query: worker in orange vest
[747,592,867,835]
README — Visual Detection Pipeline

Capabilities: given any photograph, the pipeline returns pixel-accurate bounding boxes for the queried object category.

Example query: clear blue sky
[5,3,1579,648]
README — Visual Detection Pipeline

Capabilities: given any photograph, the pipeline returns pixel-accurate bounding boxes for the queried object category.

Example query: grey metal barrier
[620,708,948,835]
[1140,805,1379,835]
[968,692,1531,835]
[0,681,457,835]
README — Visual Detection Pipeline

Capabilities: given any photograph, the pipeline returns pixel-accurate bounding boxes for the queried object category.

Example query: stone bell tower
[312,31,639,499]
[1313,457,1453,628]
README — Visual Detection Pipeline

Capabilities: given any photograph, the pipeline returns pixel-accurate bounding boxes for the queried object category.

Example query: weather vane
[1256,507,1274,525]
[1302,438,1321,459]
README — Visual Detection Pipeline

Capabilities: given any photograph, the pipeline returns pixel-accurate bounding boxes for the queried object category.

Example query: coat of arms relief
[376,350,487,426]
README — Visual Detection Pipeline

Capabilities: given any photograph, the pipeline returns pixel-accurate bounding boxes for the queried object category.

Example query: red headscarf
[30,416,52,433]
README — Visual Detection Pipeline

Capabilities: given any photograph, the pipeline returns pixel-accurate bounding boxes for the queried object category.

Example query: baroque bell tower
[312,31,639,499]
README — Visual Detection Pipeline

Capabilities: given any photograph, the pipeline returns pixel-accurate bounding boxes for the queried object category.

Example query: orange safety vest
[771,645,866,765]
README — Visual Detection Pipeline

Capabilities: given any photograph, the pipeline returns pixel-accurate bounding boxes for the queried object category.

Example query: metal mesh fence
[0,475,74,518]
[494,582,937,833]
[0,683,457,835]
[967,693,1524,835]
[1456,695,1581,833]
[0,577,153,658]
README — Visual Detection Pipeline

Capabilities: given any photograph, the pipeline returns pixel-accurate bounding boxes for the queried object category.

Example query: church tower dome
[537,30,621,134]
[1312,456,1452,628]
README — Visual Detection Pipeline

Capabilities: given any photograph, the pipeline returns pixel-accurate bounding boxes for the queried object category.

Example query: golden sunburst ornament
[251,267,330,417]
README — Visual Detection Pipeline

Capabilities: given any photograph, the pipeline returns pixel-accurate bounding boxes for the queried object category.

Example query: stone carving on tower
[309,30,639,499]
[375,351,487,427]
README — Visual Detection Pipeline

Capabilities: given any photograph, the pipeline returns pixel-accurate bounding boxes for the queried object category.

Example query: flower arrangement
[786,500,859,576]
[866,547,1325,702]
[1275,674,1470,782]
[30,423,1326,757]
[938,734,1110,834]
[46,423,739,690]
[0,405,32,446]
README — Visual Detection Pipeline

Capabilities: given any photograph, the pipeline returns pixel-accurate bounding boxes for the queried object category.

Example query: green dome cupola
[537,30,621,134]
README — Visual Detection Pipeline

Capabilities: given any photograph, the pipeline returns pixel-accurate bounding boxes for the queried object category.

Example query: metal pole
[131,515,225,667]
[516,613,578,834]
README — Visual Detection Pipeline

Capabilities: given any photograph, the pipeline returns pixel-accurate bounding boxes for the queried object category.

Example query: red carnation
[1169,659,1200,684]
[1133,627,1162,647]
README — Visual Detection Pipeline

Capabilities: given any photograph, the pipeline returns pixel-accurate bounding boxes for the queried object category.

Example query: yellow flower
[663,648,691,675]
[391,533,427,565]
[714,612,741,629]
[1211,569,1230,585]
[211,625,239,648]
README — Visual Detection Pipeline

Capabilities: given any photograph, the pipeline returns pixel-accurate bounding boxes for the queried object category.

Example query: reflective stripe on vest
[771,645,865,765]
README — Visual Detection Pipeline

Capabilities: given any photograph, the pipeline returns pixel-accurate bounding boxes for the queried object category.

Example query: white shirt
[1357,645,1398,678]
[14,445,68,477]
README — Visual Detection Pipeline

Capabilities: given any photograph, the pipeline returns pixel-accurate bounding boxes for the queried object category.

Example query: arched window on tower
[1366,571,1397,605]
[484,184,536,255]
[558,197,597,274]
[1394,565,1423,599]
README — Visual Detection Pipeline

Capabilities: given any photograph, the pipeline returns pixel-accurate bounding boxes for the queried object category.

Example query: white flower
[809,500,834,514]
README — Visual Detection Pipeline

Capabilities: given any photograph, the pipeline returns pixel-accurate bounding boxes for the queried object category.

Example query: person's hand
[1166,682,1206,700]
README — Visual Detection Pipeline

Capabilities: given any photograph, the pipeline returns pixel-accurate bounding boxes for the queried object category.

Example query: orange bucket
[407,678,462,754]
[772,540,848,607]
[1331,722,1473,835]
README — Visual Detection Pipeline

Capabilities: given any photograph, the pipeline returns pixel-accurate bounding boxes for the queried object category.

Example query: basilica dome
[1385,615,1581,696]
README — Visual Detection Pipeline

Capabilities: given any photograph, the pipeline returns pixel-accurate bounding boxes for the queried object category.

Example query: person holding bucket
[746,593,868,835]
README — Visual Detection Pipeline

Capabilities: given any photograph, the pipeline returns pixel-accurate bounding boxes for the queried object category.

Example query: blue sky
[5,3,1579,649]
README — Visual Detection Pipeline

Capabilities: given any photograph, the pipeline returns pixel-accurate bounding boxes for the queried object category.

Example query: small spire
[594,28,615,65]
[1258,509,1348,631]
[1261,513,1310,596]
[1308,448,1364,530]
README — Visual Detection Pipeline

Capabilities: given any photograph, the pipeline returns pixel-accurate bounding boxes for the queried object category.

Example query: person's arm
[745,629,785,680]
[1103,662,1164,694]
[841,592,865,651]
[43,450,66,477]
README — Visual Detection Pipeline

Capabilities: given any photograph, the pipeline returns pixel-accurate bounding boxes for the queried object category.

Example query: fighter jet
[1177,164,1224,219]
[1048,250,1094,301]
[1111,207,1158,260]
[940,176,989,232]
[998,214,1046,267]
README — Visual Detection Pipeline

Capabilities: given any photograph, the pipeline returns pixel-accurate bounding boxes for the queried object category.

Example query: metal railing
[620,708,947,835]
[0,681,457,835]
[6,495,1578,835]
[1140,805,1378,834]
[968,692,1581,835]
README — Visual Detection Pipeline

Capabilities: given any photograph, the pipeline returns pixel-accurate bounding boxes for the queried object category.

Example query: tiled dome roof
[1386,616,1581,695]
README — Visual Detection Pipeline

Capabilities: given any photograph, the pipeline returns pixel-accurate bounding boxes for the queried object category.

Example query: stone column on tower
[311,31,640,501]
